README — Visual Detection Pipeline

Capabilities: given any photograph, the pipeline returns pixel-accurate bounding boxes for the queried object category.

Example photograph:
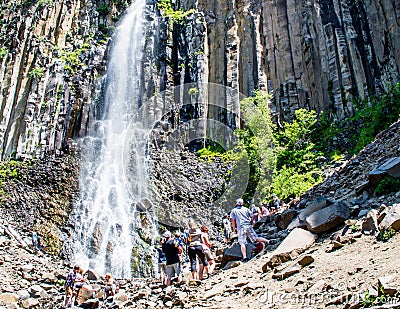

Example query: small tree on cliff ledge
[236,90,276,203]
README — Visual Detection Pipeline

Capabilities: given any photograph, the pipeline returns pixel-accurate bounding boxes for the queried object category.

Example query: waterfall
[69,0,152,278]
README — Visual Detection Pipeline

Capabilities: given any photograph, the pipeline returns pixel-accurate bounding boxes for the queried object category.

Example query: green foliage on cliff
[272,109,324,200]
[158,0,195,24]
[97,4,110,15]
[315,82,400,156]
[375,176,400,196]
[350,82,400,153]
[237,90,276,202]
[29,67,44,80]
[0,47,7,60]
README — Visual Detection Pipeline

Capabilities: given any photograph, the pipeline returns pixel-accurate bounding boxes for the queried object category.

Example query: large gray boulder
[299,197,334,222]
[262,228,317,272]
[221,243,255,266]
[368,157,400,186]
[306,201,350,234]
[274,209,298,230]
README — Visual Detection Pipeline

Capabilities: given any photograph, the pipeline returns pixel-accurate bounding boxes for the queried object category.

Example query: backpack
[65,271,75,288]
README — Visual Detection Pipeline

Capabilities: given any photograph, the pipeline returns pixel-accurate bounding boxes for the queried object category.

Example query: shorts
[157,262,166,275]
[166,263,181,278]
[203,248,215,261]
[238,226,258,245]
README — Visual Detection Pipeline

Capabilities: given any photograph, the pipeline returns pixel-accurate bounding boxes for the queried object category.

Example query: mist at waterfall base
[69,0,155,279]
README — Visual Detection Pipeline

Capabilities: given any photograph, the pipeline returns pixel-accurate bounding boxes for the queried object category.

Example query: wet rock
[85,269,101,281]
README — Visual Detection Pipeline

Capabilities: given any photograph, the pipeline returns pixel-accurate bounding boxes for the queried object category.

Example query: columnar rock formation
[156,0,400,123]
[0,0,132,158]
[1,0,400,157]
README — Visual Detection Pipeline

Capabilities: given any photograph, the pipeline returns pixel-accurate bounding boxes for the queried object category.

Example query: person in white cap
[161,230,182,286]
[230,198,269,262]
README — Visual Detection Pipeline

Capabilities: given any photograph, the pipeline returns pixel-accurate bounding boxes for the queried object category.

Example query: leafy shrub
[38,0,53,6]
[0,47,7,60]
[271,166,323,201]
[378,227,396,242]
[158,0,195,24]
[237,90,276,201]
[375,176,400,196]
[28,67,44,79]
[97,4,110,15]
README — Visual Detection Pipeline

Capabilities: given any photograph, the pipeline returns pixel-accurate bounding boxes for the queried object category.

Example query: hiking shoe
[241,257,250,262]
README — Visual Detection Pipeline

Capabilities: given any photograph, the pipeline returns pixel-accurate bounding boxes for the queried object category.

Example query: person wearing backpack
[64,265,80,308]
[162,231,182,286]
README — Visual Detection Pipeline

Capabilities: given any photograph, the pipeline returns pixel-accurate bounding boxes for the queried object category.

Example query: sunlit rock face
[1,0,399,158]
[154,0,400,123]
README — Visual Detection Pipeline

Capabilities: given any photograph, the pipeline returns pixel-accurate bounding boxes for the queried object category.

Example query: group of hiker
[157,196,276,285]
[64,265,118,308]
[157,219,216,286]
[64,195,279,305]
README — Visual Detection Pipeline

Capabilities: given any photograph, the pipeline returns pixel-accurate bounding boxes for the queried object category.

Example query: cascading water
[69,0,153,278]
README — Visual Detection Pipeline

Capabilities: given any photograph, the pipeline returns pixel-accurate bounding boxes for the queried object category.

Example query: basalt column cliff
[0,0,399,158]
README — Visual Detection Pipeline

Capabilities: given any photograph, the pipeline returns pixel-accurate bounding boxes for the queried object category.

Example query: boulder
[253,216,271,230]
[17,290,30,300]
[378,274,400,296]
[262,228,317,272]
[286,216,307,230]
[368,157,400,186]
[221,243,255,267]
[274,209,298,230]
[28,285,43,298]
[307,280,327,295]
[272,264,301,280]
[362,209,379,235]
[41,272,57,284]
[379,204,400,231]
[80,299,100,309]
[274,228,317,256]
[0,293,19,304]
[306,201,350,234]
[84,269,101,281]
[298,197,334,222]
[223,261,241,270]
[21,298,40,308]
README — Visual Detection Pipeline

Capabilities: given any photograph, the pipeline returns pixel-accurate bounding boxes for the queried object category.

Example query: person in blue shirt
[230,198,269,262]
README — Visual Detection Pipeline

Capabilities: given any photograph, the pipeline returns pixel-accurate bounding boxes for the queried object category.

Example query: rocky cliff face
[0,0,133,159]
[156,0,400,124]
[1,0,399,158]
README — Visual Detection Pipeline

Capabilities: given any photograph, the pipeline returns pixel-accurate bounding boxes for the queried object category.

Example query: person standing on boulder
[230,198,269,262]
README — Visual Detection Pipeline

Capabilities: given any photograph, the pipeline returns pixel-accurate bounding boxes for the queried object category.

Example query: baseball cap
[163,231,171,238]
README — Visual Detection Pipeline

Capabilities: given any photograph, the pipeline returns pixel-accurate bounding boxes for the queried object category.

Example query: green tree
[237,90,276,202]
